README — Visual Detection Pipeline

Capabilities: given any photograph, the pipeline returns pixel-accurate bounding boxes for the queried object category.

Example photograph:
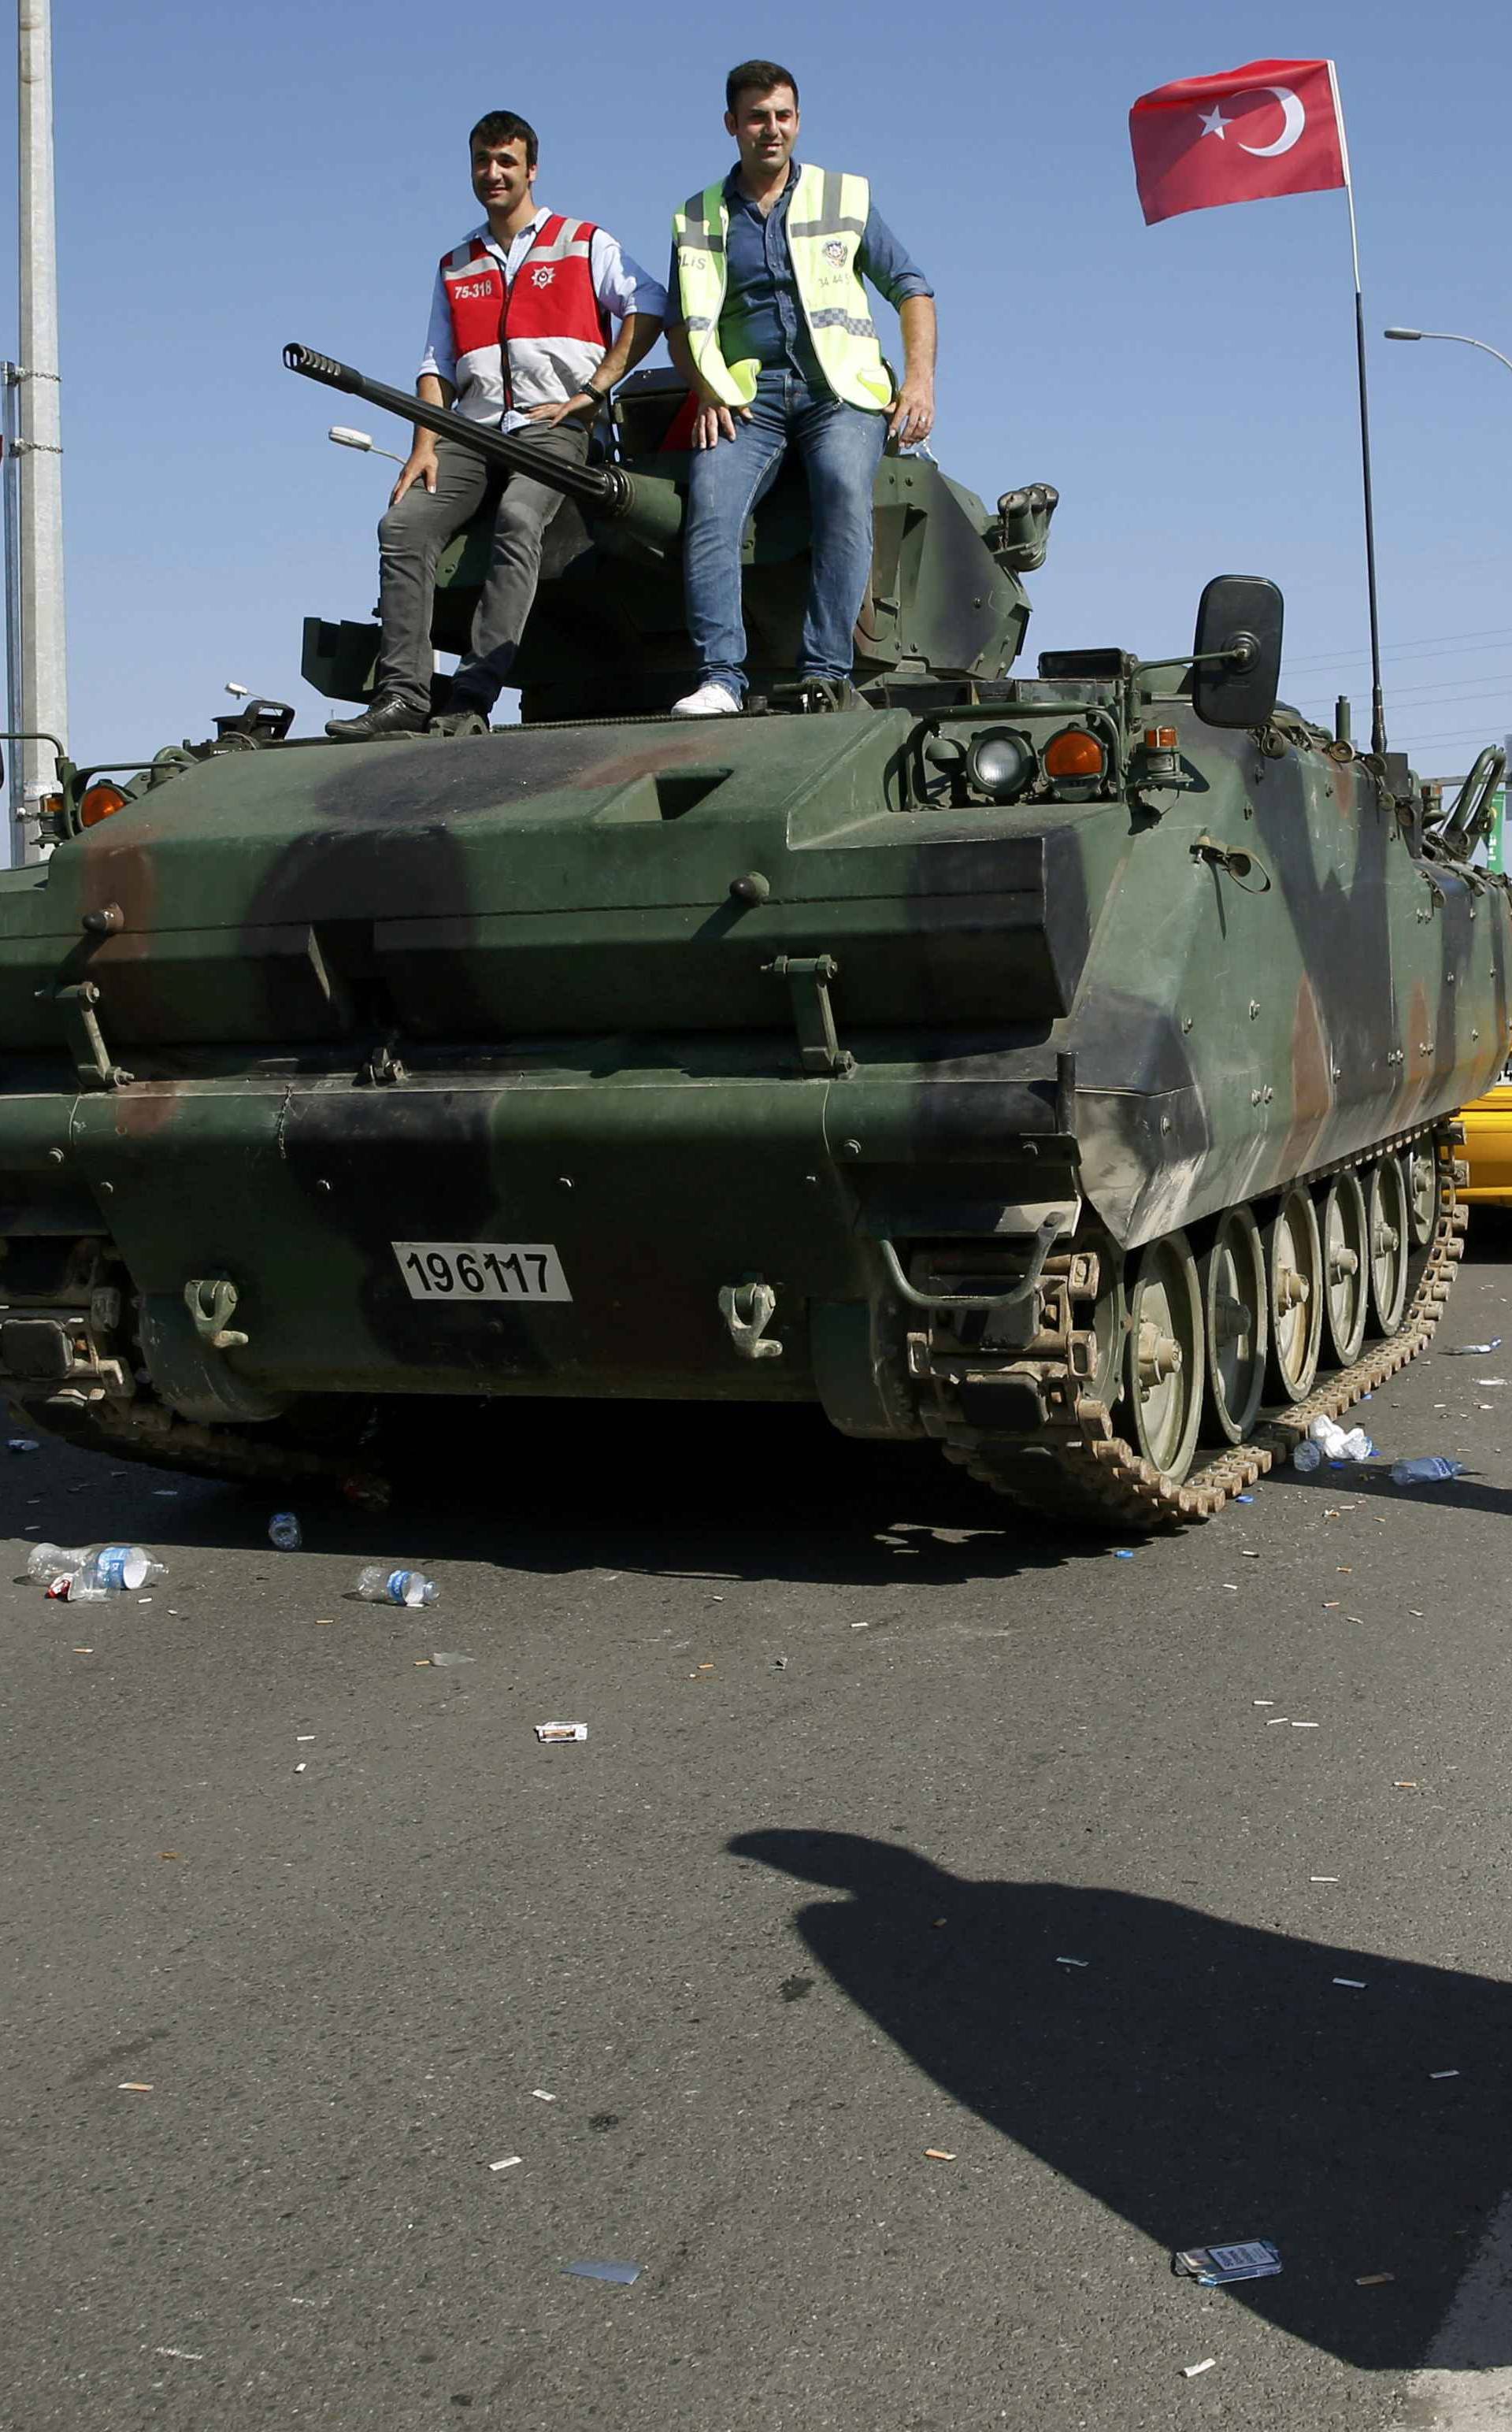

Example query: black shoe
[324,694,429,742]
[428,706,492,738]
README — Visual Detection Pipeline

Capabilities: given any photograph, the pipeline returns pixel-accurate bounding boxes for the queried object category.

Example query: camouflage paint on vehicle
[0,357,1506,1527]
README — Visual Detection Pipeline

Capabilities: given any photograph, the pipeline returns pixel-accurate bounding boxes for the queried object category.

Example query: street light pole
[6,0,68,868]
[1384,326,1512,380]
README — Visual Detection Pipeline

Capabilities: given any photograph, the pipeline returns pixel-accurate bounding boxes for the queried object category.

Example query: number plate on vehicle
[391,1242,573,1303]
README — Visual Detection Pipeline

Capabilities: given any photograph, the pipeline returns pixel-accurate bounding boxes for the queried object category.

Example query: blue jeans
[684,370,889,697]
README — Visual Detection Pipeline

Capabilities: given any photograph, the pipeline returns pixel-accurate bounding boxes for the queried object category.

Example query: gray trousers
[374,422,591,712]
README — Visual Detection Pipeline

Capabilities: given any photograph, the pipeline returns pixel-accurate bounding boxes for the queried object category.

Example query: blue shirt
[666,162,932,385]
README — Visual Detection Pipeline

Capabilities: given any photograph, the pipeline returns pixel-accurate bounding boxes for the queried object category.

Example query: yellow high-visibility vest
[673,164,894,414]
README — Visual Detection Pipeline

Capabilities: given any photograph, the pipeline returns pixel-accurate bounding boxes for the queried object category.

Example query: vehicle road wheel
[1263,1185,1323,1403]
[1320,1172,1369,1366]
[1124,1229,1203,1481]
[1366,1156,1411,1336]
[1197,1207,1268,1444]
[1079,1233,1127,1414]
[1406,1144,1437,1249]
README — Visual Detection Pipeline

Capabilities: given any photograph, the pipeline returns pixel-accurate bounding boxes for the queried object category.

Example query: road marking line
[1392,2186,1512,2429]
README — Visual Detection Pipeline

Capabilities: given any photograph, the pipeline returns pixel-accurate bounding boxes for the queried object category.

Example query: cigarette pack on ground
[535,1722,587,1743]
[1174,2241,1281,2286]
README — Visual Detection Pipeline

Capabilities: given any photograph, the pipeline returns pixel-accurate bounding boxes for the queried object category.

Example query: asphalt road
[6,1221,1512,2432]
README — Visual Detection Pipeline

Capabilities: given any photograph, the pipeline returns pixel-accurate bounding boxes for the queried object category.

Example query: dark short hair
[468,111,538,169]
[725,60,799,113]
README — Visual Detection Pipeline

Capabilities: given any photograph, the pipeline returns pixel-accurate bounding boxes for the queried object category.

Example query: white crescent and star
[1197,87,1306,156]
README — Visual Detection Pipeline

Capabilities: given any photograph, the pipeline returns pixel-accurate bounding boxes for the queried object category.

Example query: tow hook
[718,1277,783,1361]
[184,1275,249,1350]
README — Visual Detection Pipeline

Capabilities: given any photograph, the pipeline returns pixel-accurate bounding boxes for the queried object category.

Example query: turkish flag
[1129,59,1347,225]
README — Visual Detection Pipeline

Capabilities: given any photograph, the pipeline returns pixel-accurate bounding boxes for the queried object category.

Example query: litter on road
[269,1513,302,1550]
[925,2148,957,2160]
[487,2156,522,2171]
[1175,2241,1282,2286]
[356,1566,438,1607]
[535,1722,587,1743]
[1181,2358,1217,2378]
[1443,1339,1502,1355]
[1332,1977,1366,1989]
[1430,2070,1461,2080]
[1054,1956,1089,1968]
[6,1437,39,1452]
[428,1652,475,1667]
[532,2089,558,2102]
[1355,2273,1395,2286]
[562,2260,642,2286]
[118,2082,152,2092]
[1310,1876,1339,1883]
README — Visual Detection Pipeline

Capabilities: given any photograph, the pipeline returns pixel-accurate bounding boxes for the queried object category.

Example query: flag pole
[1329,62,1386,754]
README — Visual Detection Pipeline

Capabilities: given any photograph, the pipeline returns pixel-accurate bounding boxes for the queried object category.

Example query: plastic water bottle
[269,1513,302,1551]
[68,1544,169,1600]
[356,1564,438,1608]
[1389,1456,1465,1485]
[27,1540,91,1584]
[1292,1440,1323,1472]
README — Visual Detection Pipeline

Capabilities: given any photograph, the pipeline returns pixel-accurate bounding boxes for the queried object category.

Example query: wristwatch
[581,380,611,408]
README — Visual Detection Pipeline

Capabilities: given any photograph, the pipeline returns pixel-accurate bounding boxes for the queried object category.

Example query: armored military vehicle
[0,344,1506,1528]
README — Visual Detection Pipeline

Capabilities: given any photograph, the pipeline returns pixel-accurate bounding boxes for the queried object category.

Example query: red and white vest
[440,216,610,423]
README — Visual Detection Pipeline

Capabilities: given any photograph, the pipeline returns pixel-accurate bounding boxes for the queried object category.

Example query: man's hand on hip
[524,395,601,430]
[888,374,935,448]
[390,441,439,506]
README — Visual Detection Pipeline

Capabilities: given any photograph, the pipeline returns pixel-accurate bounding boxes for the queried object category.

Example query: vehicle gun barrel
[284,343,634,515]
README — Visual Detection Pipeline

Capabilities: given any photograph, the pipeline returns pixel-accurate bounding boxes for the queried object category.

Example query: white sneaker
[673,681,741,717]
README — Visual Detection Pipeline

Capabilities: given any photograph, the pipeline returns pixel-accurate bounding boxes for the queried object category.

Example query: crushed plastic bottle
[27,1540,91,1584]
[1292,1440,1323,1473]
[67,1544,169,1600]
[1390,1456,1465,1485]
[269,1513,302,1552]
[356,1564,438,1608]
[1303,1416,1372,1464]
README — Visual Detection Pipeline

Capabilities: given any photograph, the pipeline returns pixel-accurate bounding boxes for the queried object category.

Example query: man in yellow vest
[665,61,936,715]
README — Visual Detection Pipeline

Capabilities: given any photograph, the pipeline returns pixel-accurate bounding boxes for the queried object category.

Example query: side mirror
[1191,575,1284,730]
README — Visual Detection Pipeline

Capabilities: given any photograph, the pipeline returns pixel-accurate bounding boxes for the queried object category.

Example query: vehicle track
[942,1121,1466,1531]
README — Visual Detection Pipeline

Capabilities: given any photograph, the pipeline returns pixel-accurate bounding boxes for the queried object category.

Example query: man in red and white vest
[328,109,665,740]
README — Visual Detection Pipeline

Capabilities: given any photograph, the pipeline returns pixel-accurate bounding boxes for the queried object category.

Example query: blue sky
[2,0,1509,781]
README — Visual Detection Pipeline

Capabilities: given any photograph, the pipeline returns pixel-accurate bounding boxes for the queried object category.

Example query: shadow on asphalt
[7,1400,1106,1589]
[732,1829,1512,2371]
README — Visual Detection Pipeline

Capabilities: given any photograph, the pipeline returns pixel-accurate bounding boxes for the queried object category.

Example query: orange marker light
[80,781,127,828]
[1143,727,1178,751]
[1043,728,1106,780]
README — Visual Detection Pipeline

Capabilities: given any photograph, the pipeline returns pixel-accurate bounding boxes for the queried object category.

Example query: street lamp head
[1383,327,1423,341]
[328,425,374,450]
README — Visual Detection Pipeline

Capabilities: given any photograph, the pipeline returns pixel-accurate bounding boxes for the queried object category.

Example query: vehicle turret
[285,343,1058,723]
